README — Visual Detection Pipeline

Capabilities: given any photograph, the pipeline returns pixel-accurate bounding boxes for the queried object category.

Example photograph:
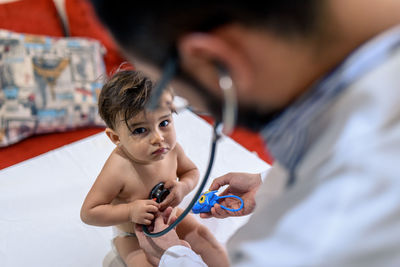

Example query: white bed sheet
[0,109,269,267]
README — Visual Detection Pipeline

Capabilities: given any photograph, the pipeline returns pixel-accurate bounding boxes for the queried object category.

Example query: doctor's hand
[200,172,262,219]
[135,207,191,266]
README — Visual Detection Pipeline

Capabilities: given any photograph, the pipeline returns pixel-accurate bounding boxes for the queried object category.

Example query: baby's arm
[160,143,199,210]
[80,155,159,226]
[175,143,200,194]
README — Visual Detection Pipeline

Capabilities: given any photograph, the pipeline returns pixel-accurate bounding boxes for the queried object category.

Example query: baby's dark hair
[98,70,160,130]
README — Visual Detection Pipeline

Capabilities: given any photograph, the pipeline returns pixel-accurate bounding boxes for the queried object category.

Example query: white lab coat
[159,27,400,266]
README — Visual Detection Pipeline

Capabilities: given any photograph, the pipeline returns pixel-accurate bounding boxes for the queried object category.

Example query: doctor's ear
[178,32,253,95]
[105,128,120,146]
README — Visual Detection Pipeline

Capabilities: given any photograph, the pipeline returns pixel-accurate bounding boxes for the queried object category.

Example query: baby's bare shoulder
[99,149,138,181]
[172,142,185,156]
[98,150,146,200]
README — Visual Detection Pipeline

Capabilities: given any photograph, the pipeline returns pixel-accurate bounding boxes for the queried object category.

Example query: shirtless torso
[109,145,179,233]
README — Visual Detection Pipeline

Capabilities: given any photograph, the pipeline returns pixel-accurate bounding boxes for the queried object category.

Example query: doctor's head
[90,0,357,132]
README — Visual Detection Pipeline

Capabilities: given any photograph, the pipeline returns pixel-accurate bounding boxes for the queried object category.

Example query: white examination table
[0,109,270,267]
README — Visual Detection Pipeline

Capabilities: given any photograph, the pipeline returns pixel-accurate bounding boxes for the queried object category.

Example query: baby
[80,70,228,267]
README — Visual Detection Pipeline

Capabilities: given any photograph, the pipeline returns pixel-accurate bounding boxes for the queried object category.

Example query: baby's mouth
[152,147,168,155]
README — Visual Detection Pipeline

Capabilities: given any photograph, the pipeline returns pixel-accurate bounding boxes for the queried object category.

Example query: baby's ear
[105,128,120,146]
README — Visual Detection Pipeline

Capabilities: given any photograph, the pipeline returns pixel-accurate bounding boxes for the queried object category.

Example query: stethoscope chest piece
[149,182,170,203]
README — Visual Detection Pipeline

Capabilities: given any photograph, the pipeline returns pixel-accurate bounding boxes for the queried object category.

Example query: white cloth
[159,28,400,266]
[160,246,206,267]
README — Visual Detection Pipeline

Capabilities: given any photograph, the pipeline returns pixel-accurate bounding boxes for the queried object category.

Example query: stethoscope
[143,57,237,237]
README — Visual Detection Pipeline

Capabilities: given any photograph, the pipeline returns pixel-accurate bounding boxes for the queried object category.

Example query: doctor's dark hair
[90,0,322,68]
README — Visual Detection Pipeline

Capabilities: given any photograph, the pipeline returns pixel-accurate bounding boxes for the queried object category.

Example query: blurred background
[0,0,273,169]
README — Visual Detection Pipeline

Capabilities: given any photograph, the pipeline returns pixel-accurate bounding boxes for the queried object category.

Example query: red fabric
[0,127,105,169]
[230,128,274,164]
[0,0,64,36]
[66,0,130,74]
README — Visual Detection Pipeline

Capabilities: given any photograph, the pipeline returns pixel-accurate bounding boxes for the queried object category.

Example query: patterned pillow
[0,29,106,147]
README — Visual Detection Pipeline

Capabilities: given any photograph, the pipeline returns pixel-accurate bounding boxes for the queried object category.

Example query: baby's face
[115,101,176,164]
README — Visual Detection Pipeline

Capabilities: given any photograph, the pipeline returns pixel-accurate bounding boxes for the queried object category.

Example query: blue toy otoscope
[192,190,244,214]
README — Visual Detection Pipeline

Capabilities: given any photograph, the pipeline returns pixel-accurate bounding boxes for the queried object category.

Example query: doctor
[91,0,400,266]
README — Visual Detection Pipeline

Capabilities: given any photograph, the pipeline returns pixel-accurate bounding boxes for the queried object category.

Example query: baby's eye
[132,127,147,135]
[159,120,169,127]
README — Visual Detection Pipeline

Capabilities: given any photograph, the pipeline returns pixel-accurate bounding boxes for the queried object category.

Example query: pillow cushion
[0,29,106,147]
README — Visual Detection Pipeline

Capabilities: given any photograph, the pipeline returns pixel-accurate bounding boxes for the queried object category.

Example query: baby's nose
[151,130,164,144]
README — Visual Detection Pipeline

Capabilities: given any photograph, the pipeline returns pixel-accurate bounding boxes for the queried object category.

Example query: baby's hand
[159,180,187,210]
[129,199,159,225]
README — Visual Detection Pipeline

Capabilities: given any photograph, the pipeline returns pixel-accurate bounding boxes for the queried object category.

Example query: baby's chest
[122,161,178,201]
